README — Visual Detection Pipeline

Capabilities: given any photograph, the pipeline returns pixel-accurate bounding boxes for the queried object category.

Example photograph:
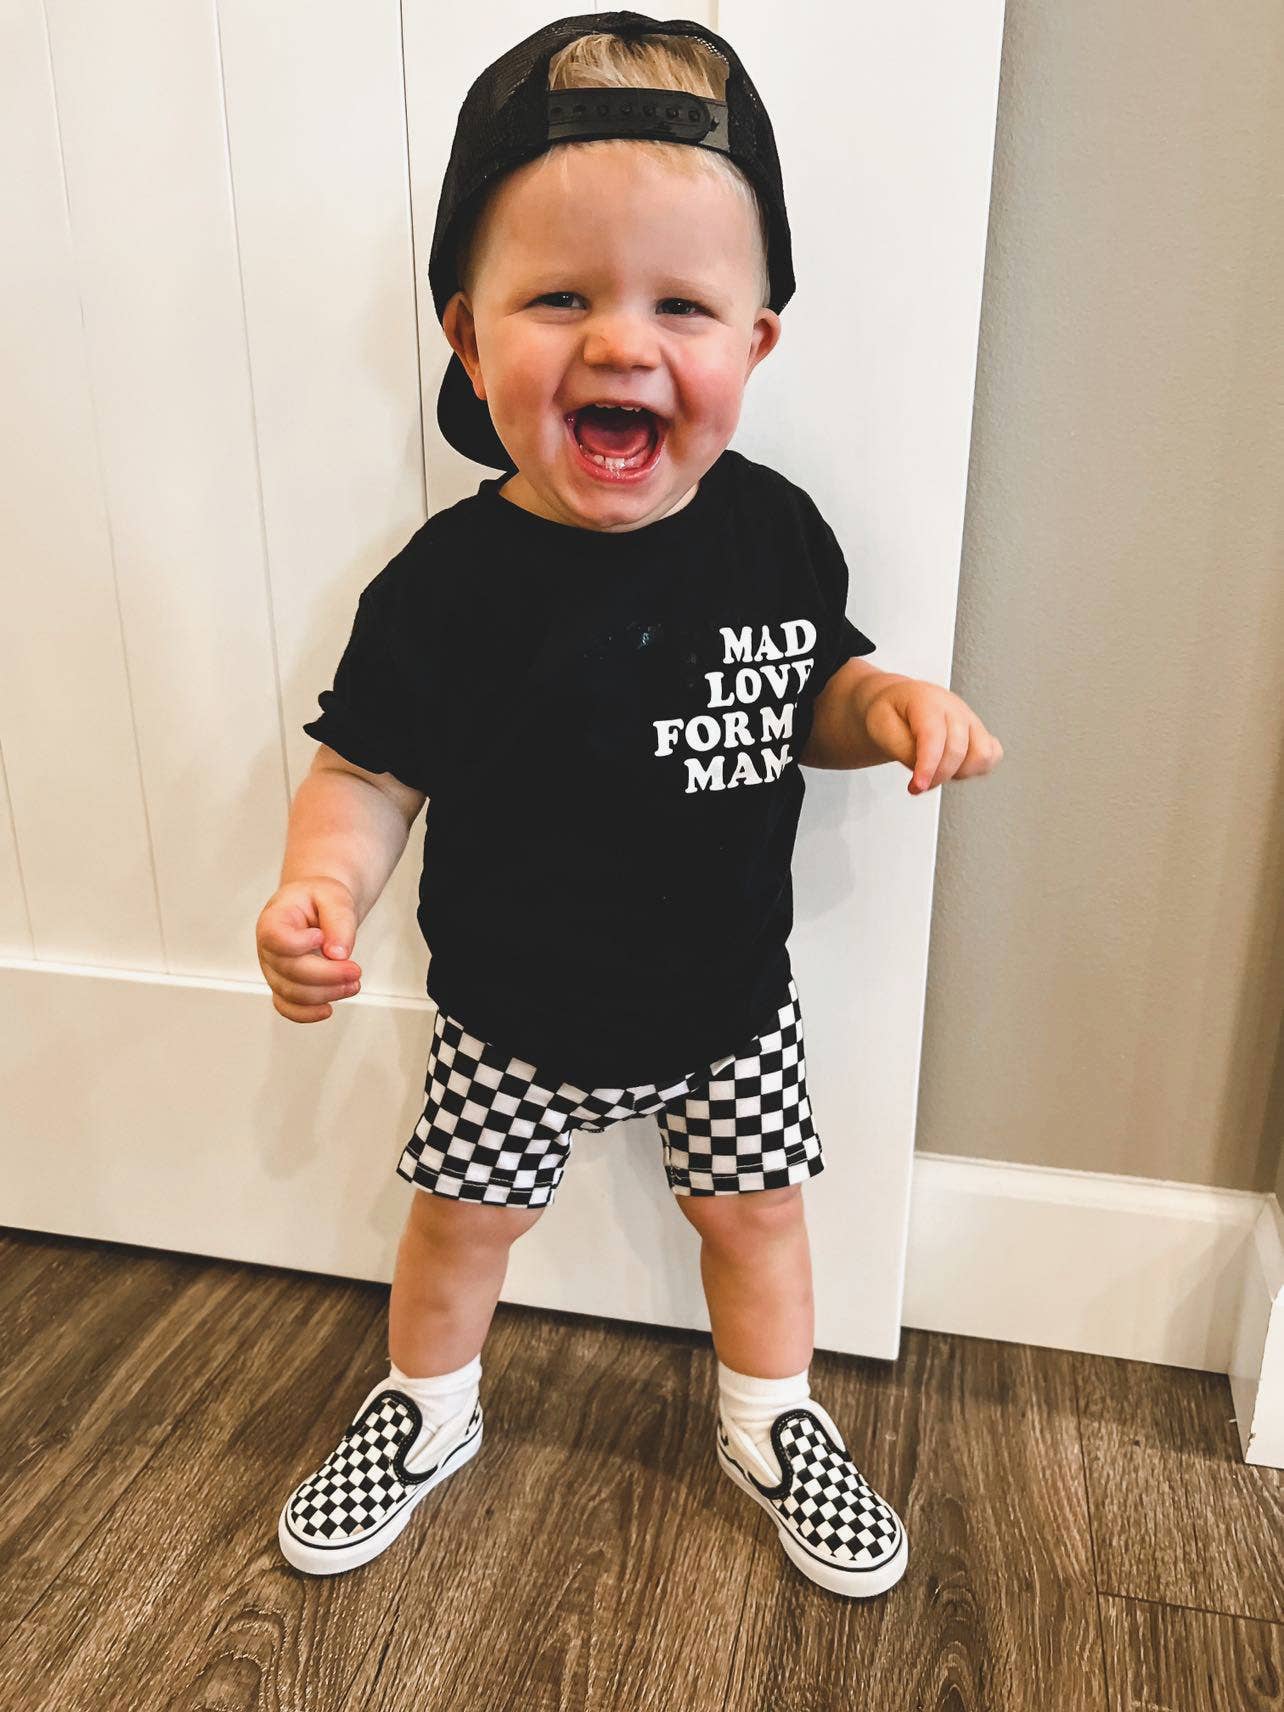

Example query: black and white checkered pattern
[395,977,823,1206]
[284,1388,480,1548]
[718,1406,904,1574]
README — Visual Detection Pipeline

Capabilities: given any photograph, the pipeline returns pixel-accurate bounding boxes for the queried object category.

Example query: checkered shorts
[394,976,823,1208]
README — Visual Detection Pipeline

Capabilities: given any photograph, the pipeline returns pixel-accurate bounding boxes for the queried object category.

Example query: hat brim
[436,351,517,470]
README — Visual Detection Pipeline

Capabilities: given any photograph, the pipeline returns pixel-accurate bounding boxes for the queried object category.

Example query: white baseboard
[1227,1198,1284,1466]
[4,960,1280,1467]
[905,1152,1284,1467]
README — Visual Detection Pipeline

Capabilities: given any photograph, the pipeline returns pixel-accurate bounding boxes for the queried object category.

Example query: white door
[1,0,1003,1361]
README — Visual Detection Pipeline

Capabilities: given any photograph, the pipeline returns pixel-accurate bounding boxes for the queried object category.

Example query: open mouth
[564,403,666,481]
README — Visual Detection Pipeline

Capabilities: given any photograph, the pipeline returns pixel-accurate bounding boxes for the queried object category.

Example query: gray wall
[918,0,1284,1192]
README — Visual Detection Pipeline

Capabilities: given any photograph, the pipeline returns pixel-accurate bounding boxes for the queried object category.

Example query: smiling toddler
[258,9,1004,1599]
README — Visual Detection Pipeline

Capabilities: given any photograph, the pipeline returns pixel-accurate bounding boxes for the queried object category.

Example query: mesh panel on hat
[428,11,795,466]
[428,11,794,322]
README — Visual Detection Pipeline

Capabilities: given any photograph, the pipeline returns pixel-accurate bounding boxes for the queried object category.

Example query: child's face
[443,144,781,532]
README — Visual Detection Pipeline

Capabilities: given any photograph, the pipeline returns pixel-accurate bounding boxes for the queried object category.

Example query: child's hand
[256,878,363,1023]
[863,679,1004,795]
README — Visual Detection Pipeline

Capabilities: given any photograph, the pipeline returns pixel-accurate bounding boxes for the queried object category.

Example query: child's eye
[529,293,708,317]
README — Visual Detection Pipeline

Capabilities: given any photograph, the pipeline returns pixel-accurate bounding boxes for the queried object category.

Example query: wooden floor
[0,1228,1280,1712]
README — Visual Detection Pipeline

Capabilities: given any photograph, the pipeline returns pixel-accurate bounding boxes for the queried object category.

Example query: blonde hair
[456,31,771,309]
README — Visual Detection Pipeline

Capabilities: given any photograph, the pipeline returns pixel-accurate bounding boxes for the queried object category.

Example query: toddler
[257,11,1001,1598]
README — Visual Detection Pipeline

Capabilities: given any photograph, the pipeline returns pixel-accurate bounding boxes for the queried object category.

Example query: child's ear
[442,291,486,401]
[745,307,783,379]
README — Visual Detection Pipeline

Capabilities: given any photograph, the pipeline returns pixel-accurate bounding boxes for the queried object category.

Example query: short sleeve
[302,583,433,795]
[831,613,877,667]
[800,495,876,685]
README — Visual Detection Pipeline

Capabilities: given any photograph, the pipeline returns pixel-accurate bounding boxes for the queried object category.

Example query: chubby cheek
[475,330,562,444]
[672,353,747,451]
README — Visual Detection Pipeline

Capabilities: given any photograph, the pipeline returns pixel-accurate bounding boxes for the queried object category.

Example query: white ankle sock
[717,1359,811,1484]
[388,1353,482,1438]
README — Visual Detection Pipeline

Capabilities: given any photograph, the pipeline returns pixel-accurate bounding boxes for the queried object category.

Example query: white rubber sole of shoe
[278,1415,483,1576]
[716,1436,909,1598]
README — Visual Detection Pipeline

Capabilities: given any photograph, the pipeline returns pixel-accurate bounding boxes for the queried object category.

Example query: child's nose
[581,315,660,369]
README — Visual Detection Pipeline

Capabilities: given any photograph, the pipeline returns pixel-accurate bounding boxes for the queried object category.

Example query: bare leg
[675,1184,814,1375]
[387,1189,546,1376]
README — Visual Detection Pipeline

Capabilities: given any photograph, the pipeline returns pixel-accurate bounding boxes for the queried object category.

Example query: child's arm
[800,659,1003,794]
[281,747,425,925]
[799,659,907,771]
[256,748,426,1023]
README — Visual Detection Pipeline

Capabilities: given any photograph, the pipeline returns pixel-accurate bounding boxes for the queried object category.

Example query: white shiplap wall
[0,1,1003,1363]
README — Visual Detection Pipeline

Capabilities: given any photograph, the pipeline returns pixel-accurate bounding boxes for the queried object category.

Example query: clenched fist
[256,877,363,1023]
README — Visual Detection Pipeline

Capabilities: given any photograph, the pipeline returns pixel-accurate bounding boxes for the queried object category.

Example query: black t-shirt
[303,447,875,1090]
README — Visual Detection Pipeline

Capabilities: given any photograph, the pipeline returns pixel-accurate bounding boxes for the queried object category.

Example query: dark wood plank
[0,1242,215,1453]
[335,1307,756,1712]
[0,1246,281,1637]
[1076,1353,1284,1622]
[1100,1593,1284,1711]
[0,1229,113,1366]
[7,1229,1280,1712]
[0,1264,386,1709]
[723,1331,1107,1712]
[0,1280,751,1712]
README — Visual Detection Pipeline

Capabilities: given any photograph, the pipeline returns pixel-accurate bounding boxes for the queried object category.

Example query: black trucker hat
[428,10,795,470]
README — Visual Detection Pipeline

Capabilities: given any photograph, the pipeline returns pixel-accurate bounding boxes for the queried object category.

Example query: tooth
[588,451,649,468]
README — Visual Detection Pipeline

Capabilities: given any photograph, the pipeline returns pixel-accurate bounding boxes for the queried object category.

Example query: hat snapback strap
[546,88,729,153]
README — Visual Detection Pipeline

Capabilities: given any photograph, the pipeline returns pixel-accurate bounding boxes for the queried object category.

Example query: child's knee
[406,1187,546,1248]
[676,1182,804,1249]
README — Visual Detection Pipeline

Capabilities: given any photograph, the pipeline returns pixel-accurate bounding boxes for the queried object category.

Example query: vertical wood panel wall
[0,0,426,991]
[0,1,1001,1365]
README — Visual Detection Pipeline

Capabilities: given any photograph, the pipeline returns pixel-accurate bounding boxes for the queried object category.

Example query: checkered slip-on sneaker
[716,1399,908,1598]
[278,1377,483,1576]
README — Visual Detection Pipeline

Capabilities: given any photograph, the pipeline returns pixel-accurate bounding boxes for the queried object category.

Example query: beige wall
[918,0,1284,1191]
